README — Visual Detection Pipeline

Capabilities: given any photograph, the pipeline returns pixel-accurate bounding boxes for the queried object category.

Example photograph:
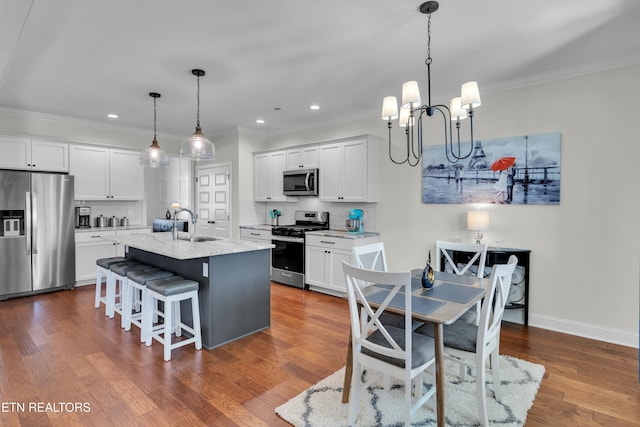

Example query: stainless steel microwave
[283,168,319,196]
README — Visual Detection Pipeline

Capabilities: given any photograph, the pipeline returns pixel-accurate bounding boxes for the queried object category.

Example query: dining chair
[435,240,488,324]
[342,261,436,425]
[352,242,388,271]
[416,255,518,427]
[352,242,424,330]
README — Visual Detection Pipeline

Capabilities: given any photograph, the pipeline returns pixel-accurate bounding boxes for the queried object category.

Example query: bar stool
[107,260,151,319]
[142,276,202,361]
[122,268,174,339]
[95,257,126,314]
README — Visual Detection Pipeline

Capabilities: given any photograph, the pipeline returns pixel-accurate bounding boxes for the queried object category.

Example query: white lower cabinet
[305,233,379,295]
[75,228,151,284]
[240,227,272,243]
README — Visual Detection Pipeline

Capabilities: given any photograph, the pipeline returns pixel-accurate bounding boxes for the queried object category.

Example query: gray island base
[122,233,271,350]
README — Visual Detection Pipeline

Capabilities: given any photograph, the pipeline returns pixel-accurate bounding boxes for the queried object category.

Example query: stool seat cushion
[146,276,199,296]
[110,261,151,276]
[96,257,127,269]
[127,268,174,285]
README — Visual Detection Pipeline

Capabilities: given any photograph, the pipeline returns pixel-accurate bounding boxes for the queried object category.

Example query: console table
[440,246,531,325]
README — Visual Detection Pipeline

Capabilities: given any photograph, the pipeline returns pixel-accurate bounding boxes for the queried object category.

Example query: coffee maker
[75,206,91,228]
[346,209,364,233]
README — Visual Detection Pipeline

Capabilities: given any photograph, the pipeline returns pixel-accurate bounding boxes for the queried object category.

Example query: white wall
[264,64,640,346]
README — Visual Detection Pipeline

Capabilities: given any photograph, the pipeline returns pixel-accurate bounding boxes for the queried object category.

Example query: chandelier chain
[426,12,432,64]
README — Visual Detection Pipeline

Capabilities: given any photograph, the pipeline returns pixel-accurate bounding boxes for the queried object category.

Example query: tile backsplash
[240,199,377,232]
[74,200,144,226]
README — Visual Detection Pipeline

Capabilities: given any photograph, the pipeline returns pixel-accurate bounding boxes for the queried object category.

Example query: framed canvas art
[422,132,561,205]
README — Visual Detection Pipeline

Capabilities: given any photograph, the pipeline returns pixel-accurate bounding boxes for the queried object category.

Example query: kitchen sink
[178,235,219,243]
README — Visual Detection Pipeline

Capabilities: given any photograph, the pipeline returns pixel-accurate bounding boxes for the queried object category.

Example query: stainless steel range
[271,211,329,289]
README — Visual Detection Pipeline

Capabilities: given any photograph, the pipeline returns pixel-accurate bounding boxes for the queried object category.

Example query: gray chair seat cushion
[415,320,478,353]
[362,325,435,369]
[379,312,425,331]
[127,268,174,285]
[96,257,127,269]
[110,261,151,276]
[146,276,199,296]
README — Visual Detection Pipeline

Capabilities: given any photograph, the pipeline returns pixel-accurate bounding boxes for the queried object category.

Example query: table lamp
[467,210,490,244]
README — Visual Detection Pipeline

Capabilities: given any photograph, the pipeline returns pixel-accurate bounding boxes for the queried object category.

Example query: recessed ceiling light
[310,104,320,110]
[107,113,118,119]
[256,119,265,124]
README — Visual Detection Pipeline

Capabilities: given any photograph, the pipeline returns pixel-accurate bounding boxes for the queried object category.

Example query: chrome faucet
[172,208,197,240]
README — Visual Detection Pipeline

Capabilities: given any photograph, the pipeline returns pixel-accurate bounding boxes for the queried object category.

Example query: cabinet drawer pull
[320,240,336,244]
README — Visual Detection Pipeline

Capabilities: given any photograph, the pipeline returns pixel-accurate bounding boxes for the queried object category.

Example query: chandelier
[140,92,169,168]
[381,1,481,166]
[180,69,215,160]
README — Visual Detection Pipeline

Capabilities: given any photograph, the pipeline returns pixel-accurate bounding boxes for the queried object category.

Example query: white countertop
[121,232,273,260]
[239,224,274,231]
[75,225,151,233]
[306,230,380,239]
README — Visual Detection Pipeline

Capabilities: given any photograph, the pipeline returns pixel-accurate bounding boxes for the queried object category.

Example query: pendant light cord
[153,95,157,140]
[196,74,201,129]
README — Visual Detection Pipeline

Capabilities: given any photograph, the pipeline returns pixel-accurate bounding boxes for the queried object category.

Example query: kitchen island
[120,232,272,350]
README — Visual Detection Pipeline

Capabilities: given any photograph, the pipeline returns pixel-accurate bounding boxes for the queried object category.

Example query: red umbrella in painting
[490,156,516,171]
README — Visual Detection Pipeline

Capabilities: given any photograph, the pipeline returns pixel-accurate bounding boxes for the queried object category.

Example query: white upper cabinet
[0,137,69,172]
[286,146,319,169]
[70,145,144,200]
[254,150,297,202]
[318,136,379,202]
[159,156,193,210]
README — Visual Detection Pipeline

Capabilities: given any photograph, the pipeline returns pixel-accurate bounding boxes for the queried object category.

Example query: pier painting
[422,132,561,205]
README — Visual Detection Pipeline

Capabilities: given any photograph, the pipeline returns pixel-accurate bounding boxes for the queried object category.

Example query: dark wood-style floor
[0,283,638,426]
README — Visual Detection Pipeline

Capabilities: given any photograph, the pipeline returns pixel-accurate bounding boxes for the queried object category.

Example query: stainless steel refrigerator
[0,170,75,299]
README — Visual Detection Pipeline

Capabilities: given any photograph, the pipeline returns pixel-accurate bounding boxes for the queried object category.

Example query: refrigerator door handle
[25,192,32,254]
[31,192,38,254]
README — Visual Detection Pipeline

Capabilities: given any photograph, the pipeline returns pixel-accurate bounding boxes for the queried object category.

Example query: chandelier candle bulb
[381,96,399,120]
[399,108,413,127]
[449,97,467,121]
[401,81,422,109]
[461,81,482,110]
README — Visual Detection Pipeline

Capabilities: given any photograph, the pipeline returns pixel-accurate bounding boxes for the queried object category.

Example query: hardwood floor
[0,283,638,426]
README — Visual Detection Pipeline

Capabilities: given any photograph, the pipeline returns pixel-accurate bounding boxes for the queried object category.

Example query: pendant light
[180,68,215,160]
[140,92,169,168]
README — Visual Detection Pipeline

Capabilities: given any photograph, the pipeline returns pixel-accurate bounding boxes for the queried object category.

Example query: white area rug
[276,355,544,426]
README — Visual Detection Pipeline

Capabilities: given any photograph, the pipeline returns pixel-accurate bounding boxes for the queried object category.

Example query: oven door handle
[272,236,304,243]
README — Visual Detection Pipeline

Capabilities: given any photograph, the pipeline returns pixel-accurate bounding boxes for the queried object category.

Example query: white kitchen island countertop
[120,232,273,260]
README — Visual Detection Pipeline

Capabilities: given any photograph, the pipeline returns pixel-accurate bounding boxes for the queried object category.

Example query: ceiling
[1,0,639,140]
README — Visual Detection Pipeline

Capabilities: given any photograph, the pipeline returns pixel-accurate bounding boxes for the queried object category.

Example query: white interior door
[196,164,231,238]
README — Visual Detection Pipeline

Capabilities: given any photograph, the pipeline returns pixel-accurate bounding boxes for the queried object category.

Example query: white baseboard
[529,314,638,348]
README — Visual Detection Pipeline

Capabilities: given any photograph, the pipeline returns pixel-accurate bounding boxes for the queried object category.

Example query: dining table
[341,269,487,427]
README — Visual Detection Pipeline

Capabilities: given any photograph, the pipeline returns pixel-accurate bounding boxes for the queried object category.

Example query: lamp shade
[381,96,399,121]
[180,127,215,160]
[140,141,170,168]
[461,81,481,110]
[401,81,422,109]
[449,97,468,121]
[399,108,414,128]
[467,210,490,231]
